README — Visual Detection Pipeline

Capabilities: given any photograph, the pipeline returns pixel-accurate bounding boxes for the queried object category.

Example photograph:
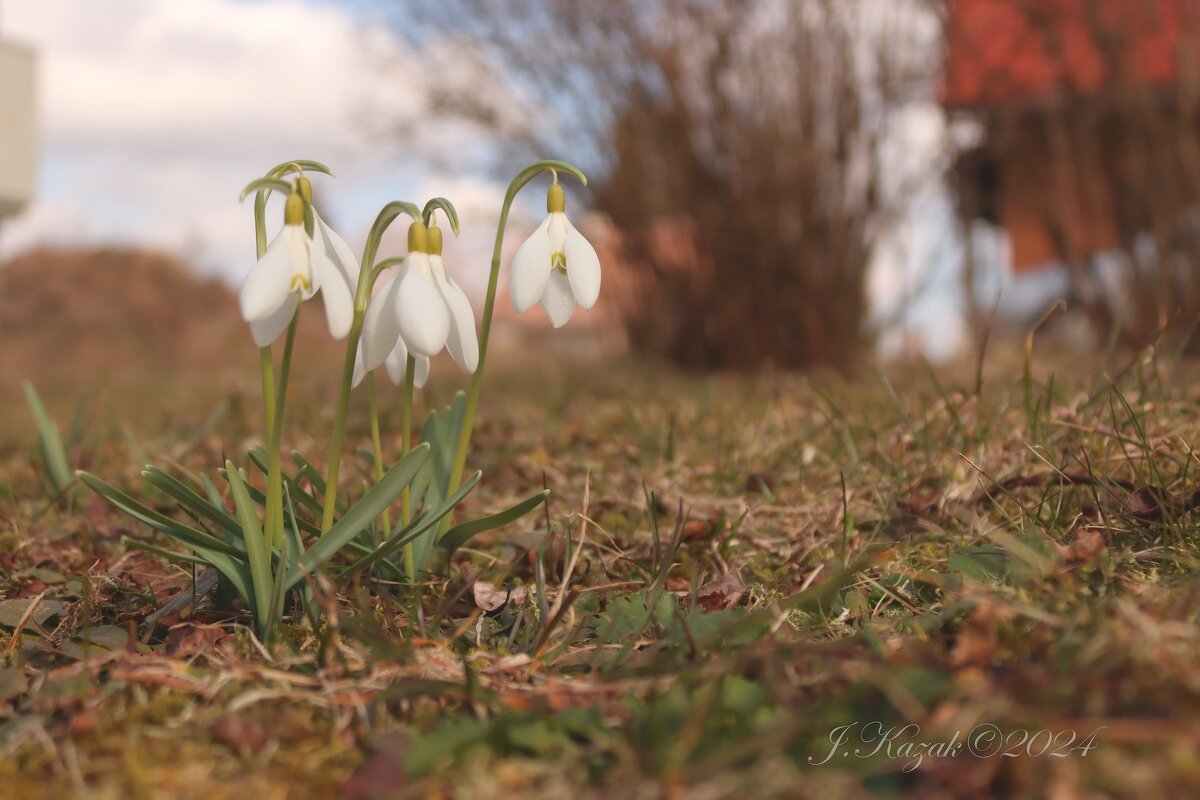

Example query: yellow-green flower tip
[284,192,305,226]
[407,220,429,253]
[547,182,565,213]
[427,224,444,255]
[296,176,313,204]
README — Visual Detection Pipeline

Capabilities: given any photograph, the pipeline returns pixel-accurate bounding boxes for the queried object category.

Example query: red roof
[943,0,1199,108]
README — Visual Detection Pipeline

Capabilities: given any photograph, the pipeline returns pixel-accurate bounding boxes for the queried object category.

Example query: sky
[0,0,511,290]
[0,0,1005,360]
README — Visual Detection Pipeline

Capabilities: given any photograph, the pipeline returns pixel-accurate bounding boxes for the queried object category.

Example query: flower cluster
[240,175,600,362]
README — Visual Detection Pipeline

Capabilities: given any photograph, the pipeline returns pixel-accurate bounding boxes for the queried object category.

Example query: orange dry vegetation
[0,248,343,439]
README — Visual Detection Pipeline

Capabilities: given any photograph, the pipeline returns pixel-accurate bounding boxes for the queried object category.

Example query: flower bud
[547,182,565,214]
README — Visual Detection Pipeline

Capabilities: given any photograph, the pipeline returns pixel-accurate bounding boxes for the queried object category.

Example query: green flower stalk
[439,160,591,536]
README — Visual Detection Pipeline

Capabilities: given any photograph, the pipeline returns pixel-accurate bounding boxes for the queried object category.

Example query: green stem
[439,160,587,538]
[367,372,392,539]
[400,354,416,579]
[319,200,423,534]
[266,311,300,548]
[254,189,276,440]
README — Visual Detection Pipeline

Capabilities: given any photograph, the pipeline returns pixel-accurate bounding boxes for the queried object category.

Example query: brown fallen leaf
[696,567,747,612]
[341,732,410,800]
[949,602,1010,668]
[473,581,526,614]
[1123,486,1200,521]
[681,517,721,542]
[165,623,227,658]
[1055,529,1106,566]
[212,717,269,756]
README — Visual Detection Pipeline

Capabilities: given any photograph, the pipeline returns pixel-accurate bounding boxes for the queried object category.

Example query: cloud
[0,0,432,278]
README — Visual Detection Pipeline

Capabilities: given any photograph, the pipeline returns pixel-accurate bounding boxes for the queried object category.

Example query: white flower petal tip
[311,248,354,340]
[509,215,554,312]
[541,270,577,328]
[432,256,479,373]
[564,219,601,310]
[240,228,296,323]
[248,292,299,347]
[314,212,360,287]
[395,255,450,358]
[361,276,401,369]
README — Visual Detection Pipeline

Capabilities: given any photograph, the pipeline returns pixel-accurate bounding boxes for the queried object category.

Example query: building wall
[0,36,36,217]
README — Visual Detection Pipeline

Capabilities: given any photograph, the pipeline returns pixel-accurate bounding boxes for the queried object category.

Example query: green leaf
[78,471,244,558]
[224,461,274,630]
[142,467,240,539]
[285,444,430,591]
[438,490,550,554]
[346,470,481,575]
[23,382,72,492]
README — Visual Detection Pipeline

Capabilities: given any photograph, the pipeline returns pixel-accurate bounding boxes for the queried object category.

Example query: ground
[3,339,1200,799]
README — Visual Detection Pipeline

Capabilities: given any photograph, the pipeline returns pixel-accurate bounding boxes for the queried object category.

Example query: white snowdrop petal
[395,255,451,357]
[540,270,576,328]
[240,228,297,323]
[314,212,361,287]
[351,342,368,388]
[384,337,411,385]
[310,245,354,339]
[509,215,554,313]
[286,227,319,300]
[413,356,430,389]
[432,258,479,373]
[362,275,402,369]
[248,291,299,347]
[563,218,601,310]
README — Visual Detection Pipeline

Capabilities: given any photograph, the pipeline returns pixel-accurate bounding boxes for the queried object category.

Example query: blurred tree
[407,0,938,369]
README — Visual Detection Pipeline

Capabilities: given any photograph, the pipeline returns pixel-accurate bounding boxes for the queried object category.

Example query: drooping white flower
[509,182,600,328]
[361,222,479,377]
[352,266,431,389]
[239,189,354,346]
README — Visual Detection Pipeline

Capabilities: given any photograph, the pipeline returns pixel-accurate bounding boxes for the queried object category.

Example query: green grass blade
[142,467,241,539]
[224,460,274,631]
[23,381,72,492]
[438,490,550,554]
[78,471,244,558]
[285,444,430,591]
[345,470,482,575]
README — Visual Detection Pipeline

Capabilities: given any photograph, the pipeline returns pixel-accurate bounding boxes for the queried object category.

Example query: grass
[3,340,1200,798]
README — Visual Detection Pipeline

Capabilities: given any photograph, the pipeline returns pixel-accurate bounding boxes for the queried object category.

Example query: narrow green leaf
[285,444,430,591]
[78,471,244,558]
[224,461,273,630]
[142,467,240,539]
[23,382,72,491]
[438,490,550,554]
[346,471,481,575]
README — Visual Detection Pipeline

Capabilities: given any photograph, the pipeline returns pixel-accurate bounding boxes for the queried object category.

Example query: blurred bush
[412,0,936,369]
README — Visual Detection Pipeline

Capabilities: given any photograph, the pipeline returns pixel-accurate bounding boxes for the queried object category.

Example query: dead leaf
[1055,529,1106,565]
[341,732,409,800]
[681,517,721,541]
[213,717,269,756]
[950,602,1008,668]
[165,623,228,658]
[696,568,747,611]
[473,582,525,614]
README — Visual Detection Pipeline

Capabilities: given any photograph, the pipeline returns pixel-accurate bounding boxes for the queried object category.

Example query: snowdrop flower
[352,266,430,389]
[361,222,479,375]
[509,182,600,327]
[239,187,354,346]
